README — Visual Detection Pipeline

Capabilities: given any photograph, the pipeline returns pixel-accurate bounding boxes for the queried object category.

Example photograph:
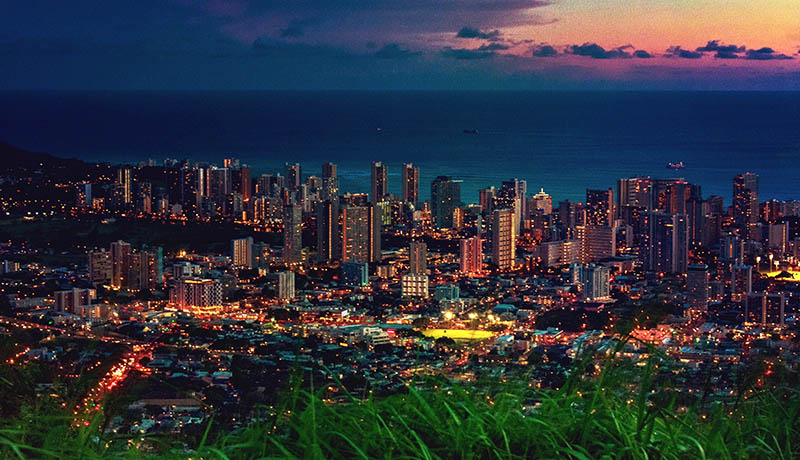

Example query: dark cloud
[531,44,558,57]
[715,50,739,59]
[456,27,501,41]
[696,40,745,53]
[440,46,495,60]
[633,50,652,58]
[568,43,631,59]
[745,47,793,60]
[477,43,510,51]
[280,18,318,38]
[374,43,421,59]
[665,46,703,59]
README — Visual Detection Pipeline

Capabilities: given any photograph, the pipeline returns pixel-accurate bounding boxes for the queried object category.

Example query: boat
[667,161,685,170]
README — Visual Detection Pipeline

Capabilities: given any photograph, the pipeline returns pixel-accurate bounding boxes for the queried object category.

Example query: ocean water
[1,91,799,204]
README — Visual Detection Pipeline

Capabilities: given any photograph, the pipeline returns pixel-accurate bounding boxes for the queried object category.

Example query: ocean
[1,90,799,204]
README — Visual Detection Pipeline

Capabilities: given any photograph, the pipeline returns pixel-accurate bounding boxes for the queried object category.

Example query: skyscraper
[285,163,301,191]
[733,172,759,230]
[341,204,381,263]
[401,163,419,205]
[278,271,296,301]
[572,264,610,301]
[641,212,688,274]
[371,161,388,202]
[460,236,483,274]
[171,278,223,310]
[530,188,553,215]
[283,203,303,264]
[110,240,132,289]
[231,237,254,268]
[686,264,709,312]
[491,208,515,270]
[409,241,427,275]
[117,167,132,205]
[316,199,340,262]
[240,165,252,201]
[431,176,462,229]
[586,188,614,227]
[321,162,339,201]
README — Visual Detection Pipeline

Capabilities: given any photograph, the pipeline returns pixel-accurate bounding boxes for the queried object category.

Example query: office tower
[117,167,132,205]
[558,200,577,230]
[110,240,132,289]
[171,278,223,309]
[537,240,580,267]
[431,176,462,229]
[54,288,96,313]
[731,264,753,297]
[617,177,653,214]
[240,165,252,201]
[88,249,112,285]
[316,200,340,262]
[341,262,369,287]
[686,264,709,312]
[434,284,460,302]
[231,237,254,268]
[745,293,785,326]
[686,195,704,245]
[284,163,301,191]
[460,236,483,273]
[321,162,339,201]
[641,212,688,274]
[277,271,296,301]
[223,158,240,169]
[76,183,92,207]
[733,172,759,230]
[401,163,419,205]
[409,241,427,275]
[479,186,496,214]
[341,204,381,263]
[491,208,516,270]
[495,179,524,234]
[572,264,610,301]
[283,204,303,264]
[576,224,617,263]
[586,188,614,226]
[530,188,553,215]
[209,166,232,205]
[665,181,692,215]
[401,274,429,298]
[370,161,389,202]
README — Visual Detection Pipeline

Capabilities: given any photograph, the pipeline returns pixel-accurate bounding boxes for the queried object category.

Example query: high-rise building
[316,200,340,262]
[431,176,462,229]
[460,236,483,273]
[732,264,753,297]
[401,163,419,205]
[530,188,553,215]
[745,293,785,326]
[283,204,303,264]
[240,165,252,201]
[617,177,653,214]
[285,163,301,191]
[277,271,295,301]
[495,179,525,235]
[54,288,96,313]
[110,240,132,289]
[171,278,223,310]
[371,161,388,202]
[231,237,254,268]
[341,204,381,263]
[117,167,132,205]
[76,183,92,207]
[537,240,580,267]
[321,162,339,201]
[88,249,112,286]
[733,172,759,230]
[491,208,515,270]
[686,264,709,312]
[401,274,429,298]
[576,224,617,263]
[571,264,610,301]
[479,186,496,215]
[409,241,427,275]
[586,188,614,227]
[641,212,688,274]
[767,222,788,252]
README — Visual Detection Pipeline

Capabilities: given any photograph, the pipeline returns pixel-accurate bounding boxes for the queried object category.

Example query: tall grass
[1,343,798,460]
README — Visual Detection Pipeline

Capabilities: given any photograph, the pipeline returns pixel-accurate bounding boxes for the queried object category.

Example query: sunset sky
[2,0,799,89]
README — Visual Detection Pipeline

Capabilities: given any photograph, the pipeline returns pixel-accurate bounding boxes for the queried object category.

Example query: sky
[1,0,800,90]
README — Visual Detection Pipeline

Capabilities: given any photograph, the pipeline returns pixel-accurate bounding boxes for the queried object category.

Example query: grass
[1,343,798,459]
